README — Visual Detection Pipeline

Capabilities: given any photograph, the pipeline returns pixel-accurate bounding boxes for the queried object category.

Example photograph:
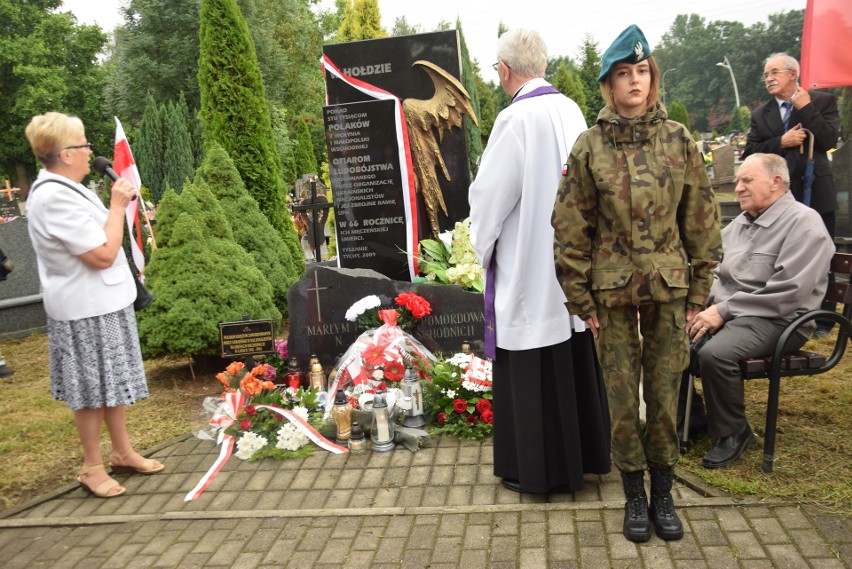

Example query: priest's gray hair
[496,28,548,77]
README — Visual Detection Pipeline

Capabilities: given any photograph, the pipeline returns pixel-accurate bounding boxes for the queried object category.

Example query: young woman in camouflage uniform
[552,25,722,543]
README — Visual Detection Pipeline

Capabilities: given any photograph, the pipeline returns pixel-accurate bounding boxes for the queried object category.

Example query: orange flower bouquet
[202,361,324,460]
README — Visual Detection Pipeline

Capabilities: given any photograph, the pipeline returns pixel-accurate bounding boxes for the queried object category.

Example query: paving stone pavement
[1,434,849,568]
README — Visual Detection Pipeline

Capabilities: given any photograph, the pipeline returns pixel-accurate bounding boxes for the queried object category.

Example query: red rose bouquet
[345,292,432,333]
[419,351,493,440]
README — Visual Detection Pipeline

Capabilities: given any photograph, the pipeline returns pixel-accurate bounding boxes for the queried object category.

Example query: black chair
[685,252,852,473]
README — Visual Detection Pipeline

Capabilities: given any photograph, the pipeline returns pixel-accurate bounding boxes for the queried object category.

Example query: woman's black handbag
[125,246,153,311]
[132,271,154,311]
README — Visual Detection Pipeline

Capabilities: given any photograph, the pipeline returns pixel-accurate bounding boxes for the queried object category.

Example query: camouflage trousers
[595,299,689,472]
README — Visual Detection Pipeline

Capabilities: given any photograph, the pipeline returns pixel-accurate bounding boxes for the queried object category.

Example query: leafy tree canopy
[654,10,804,131]
[0,0,109,187]
[105,0,202,129]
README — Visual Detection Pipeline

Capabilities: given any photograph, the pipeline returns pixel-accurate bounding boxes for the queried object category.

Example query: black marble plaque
[323,30,472,241]
[287,265,485,369]
[219,319,275,357]
[325,99,410,281]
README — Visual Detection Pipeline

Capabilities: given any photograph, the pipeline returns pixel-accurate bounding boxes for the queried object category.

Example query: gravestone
[0,181,21,219]
[325,99,411,280]
[711,145,736,193]
[323,30,476,281]
[287,265,485,369]
[0,217,46,338]
[831,140,852,238]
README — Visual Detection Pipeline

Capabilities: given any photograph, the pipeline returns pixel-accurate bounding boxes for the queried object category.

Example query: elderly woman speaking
[25,112,163,498]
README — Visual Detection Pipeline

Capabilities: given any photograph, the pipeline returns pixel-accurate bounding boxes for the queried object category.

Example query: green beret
[598,24,652,82]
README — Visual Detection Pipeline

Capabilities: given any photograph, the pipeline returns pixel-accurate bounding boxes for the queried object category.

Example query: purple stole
[484,84,561,359]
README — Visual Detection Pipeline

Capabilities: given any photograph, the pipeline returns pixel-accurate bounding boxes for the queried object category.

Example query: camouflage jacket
[552,104,722,320]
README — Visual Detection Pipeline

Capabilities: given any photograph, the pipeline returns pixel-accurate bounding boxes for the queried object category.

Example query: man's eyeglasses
[762,69,792,81]
[64,143,92,151]
[492,62,500,71]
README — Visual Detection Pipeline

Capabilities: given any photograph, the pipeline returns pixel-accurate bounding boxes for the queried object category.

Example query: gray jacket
[709,191,834,328]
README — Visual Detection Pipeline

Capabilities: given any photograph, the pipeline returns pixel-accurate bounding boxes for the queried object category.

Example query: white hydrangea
[444,389,456,399]
[275,423,310,451]
[345,295,382,321]
[234,431,268,460]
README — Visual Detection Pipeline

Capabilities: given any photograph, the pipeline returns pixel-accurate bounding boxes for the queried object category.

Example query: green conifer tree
[337,0,386,41]
[577,35,604,126]
[294,117,318,177]
[668,100,691,129]
[136,93,165,202]
[553,62,588,121]
[198,0,304,276]
[149,187,182,248]
[136,181,281,358]
[163,98,196,194]
[271,105,297,187]
[458,20,483,179]
[195,143,298,314]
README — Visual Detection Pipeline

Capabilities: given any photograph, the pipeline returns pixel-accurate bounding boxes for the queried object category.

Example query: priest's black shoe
[701,424,756,468]
[501,478,523,493]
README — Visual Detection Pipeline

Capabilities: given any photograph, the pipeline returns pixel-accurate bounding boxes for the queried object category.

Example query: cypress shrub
[136,93,165,202]
[137,181,281,358]
[195,143,299,314]
[293,117,318,177]
[162,98,196,194]
[198,0,304,275]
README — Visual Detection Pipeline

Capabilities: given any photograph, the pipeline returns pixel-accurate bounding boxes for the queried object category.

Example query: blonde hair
[599,55,660,116]
[25,112,85,167]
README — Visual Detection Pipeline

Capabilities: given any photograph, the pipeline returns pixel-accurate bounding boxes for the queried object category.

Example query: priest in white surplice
[469,28,611,494]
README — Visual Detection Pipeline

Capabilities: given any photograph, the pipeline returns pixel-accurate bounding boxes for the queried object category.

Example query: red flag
[113,117,146,275]
[801,0,852,89]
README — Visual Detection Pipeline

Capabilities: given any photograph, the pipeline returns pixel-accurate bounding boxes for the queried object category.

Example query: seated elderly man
[687,152,834,468]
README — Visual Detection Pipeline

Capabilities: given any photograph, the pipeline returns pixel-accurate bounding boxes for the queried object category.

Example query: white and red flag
[112,117,146,275]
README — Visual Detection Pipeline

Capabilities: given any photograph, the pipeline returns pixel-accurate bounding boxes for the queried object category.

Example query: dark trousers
[696,317,806,438]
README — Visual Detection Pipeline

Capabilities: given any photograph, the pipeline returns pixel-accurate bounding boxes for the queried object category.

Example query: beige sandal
[77,464,125,498]
[109,449,165,474]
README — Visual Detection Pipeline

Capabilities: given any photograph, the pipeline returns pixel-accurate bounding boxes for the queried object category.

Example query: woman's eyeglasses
[64,143,92,150]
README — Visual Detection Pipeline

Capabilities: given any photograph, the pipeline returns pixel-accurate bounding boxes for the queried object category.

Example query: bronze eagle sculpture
[402,60,479,238]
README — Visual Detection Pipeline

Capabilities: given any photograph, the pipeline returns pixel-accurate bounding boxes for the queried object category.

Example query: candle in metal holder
[370,394,395,452]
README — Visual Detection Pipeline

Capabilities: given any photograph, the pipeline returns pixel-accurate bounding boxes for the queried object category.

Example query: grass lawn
[1,328,850,516]
[678,332,852,514]
[0,333,219,514]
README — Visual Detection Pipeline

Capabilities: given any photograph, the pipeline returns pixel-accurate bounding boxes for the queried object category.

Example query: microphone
[92,156,119,181]
[92,156,136,200]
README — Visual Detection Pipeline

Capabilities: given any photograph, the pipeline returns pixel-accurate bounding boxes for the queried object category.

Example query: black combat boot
[649,467,684,540]
[620,470,652,542]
